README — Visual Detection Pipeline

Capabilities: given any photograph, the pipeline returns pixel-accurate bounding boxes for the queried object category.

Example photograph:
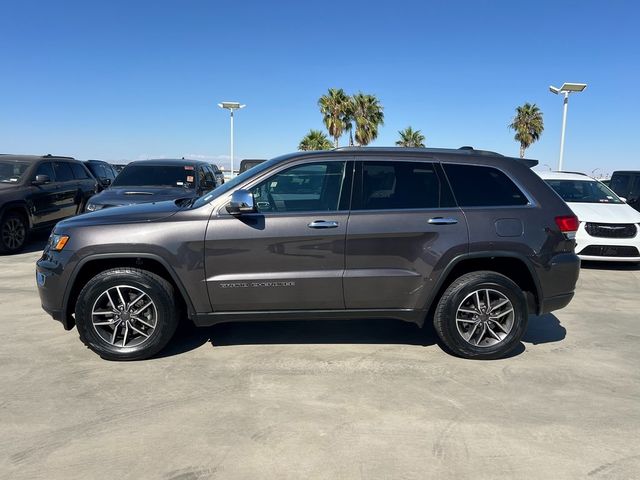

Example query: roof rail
[556,170,589,176]
[43,153,75,160]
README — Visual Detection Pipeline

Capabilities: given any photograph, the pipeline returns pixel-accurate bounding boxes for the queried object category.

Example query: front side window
[545,179,623,204]
[250,161,346,212]
[34,162,55,180]
[356,161,449,210]
[113,165,196,188]
[443,164,529,207]
[0,161,30,183]
[53,162,74,182]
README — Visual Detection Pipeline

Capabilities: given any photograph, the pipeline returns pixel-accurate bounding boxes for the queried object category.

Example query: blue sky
[1,0,638,175]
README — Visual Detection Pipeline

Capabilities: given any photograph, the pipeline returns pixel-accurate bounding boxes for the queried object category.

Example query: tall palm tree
[396,127,426,147]
[298,129,333,151]
[508,103,544,158]
[352,93,384,146]
[318,88,350,147]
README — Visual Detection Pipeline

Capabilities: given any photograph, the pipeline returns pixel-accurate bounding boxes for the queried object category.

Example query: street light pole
[549,83,587,171]
[218,101,246,178]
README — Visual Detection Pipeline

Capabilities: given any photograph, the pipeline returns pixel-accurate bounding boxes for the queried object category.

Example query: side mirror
[101,178,112,187]
[226,189,255,215]
[32,174,50,185]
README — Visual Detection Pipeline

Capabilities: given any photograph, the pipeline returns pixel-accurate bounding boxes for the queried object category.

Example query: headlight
[50,234,70,251]
[86,203,104,212]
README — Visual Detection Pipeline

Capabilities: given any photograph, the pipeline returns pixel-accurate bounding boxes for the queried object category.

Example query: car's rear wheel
[75,268,179,360]
[0,212,28,254]
[433,271,528,360]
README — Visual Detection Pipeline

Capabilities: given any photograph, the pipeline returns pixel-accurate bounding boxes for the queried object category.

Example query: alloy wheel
[91,285,158,348]
[455,288,515,347]
[1,218,26,250]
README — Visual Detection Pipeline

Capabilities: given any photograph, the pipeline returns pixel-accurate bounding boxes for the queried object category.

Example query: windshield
[0,161,30,183]
[112,165,196,188]
[191,157,278,208]
[545,179,623,204]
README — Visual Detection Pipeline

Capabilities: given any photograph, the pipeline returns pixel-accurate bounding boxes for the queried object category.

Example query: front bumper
[36,249,76,330]
[575,223,640,262]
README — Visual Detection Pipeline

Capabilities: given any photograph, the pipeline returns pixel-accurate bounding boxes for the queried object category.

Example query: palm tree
[318,88,350,147]
[396,127,426,147]
[508,103,544,158]
[298,130,333,151]
[352,93,384,146]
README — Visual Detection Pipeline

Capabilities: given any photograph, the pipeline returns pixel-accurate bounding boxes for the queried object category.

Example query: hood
[58,200,183,228]
[567,201,640,224]
[89,186,197,206]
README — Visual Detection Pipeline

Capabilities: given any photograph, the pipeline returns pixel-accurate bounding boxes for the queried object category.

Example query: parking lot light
[549,83,587,171]
[218,101,246,177]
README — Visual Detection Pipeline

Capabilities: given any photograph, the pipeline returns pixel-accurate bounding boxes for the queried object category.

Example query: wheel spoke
[105,290,117,311]
[92,310,115,316]
[467,322,480,342]
[93,320,117,326]
[456,318,477,324]
[129,324,149,338]
[116,287,127,309]
[490,308,513,319]
[474,291,482,310]
[475,323,487,346]
[122,323,129,346]
[489,299,510,313]
[133,301,153,315]
[485,289,491,311]
[132,315,155,329]
[458,307,477,315]
[486,325,502,341]
[127,293,146,310]
[490,320,509,334]
[110,321,122,344]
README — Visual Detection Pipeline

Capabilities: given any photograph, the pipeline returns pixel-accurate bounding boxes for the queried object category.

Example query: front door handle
[428,217,458,225]
[308,220,339,229]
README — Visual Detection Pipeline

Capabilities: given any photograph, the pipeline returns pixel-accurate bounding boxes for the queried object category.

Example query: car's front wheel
[433,271,528,360]
[0,212,28,254]
[75,268,179,360]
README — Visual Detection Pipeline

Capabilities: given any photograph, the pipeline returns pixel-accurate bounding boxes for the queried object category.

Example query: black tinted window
[35,162,55,180]
[444,164,528,207]
[610,174,630,196]
[53,162,74,182]
[251,161,346,212]
[357,161,449,210]
[71,163,91,179]
[113,165,196,188]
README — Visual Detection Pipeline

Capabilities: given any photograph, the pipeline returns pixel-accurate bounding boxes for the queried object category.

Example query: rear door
[205,158,352,311]
[344,157,468,310]
[52,161,79,219]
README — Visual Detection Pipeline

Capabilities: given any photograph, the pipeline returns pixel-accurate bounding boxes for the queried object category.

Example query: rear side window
[356,161,452,210]
[443,164,529,207]
[53,162,75,182]
[71,163,91,179]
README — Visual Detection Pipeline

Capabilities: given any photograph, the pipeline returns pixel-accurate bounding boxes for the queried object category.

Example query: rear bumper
[537,252,580,314]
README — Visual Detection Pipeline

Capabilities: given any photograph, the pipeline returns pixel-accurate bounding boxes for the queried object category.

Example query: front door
[344,158,468,310]
[29,162,60,226]
[205,159,352,311]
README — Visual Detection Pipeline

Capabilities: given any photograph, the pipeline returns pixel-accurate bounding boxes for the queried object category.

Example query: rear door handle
[308,220,339,229]
[428,217,458,225]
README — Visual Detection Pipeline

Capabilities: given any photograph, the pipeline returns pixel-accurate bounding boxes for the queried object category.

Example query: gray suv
[37,147,580,360]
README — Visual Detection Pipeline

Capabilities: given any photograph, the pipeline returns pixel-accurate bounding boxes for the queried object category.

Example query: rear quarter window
[443,164,529,207]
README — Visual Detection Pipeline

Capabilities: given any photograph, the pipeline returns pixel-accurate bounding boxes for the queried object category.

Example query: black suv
[85,159,218,212]
[37,147,580,360]
[84,160,119,192]
[0,154,97,253]
[609,171,640,212]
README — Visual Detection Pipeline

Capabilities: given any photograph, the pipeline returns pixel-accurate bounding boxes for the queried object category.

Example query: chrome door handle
[308,220,339,229]
[428,217,458,225]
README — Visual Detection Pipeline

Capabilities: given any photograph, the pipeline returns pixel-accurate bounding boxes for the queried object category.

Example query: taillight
[555,215,579,239]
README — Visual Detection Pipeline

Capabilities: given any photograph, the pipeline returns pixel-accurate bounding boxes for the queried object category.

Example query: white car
[538,171,640,262]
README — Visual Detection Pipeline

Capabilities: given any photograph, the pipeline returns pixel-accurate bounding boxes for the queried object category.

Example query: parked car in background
[539,171,640,262]
[239,158,265,174]
[0,154,97,253]
[212,164,225,186]
[38,146,580,361]
[609,171,640,213]
[85,159,218,212]
[84,160,119,191]
[113,163,128,174]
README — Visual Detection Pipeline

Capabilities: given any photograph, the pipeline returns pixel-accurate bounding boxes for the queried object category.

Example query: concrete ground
[1,237,639,480]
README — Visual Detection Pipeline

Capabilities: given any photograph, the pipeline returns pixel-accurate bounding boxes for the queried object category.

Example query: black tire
[75,268,179,361]
[433,271,528,360]
[0,211,29,254]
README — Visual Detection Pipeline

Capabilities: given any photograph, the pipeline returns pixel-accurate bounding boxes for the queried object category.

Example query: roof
[125,158,209,167]
[0,153,76,162]
[268,146,538,168]
[536,171,595,181]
